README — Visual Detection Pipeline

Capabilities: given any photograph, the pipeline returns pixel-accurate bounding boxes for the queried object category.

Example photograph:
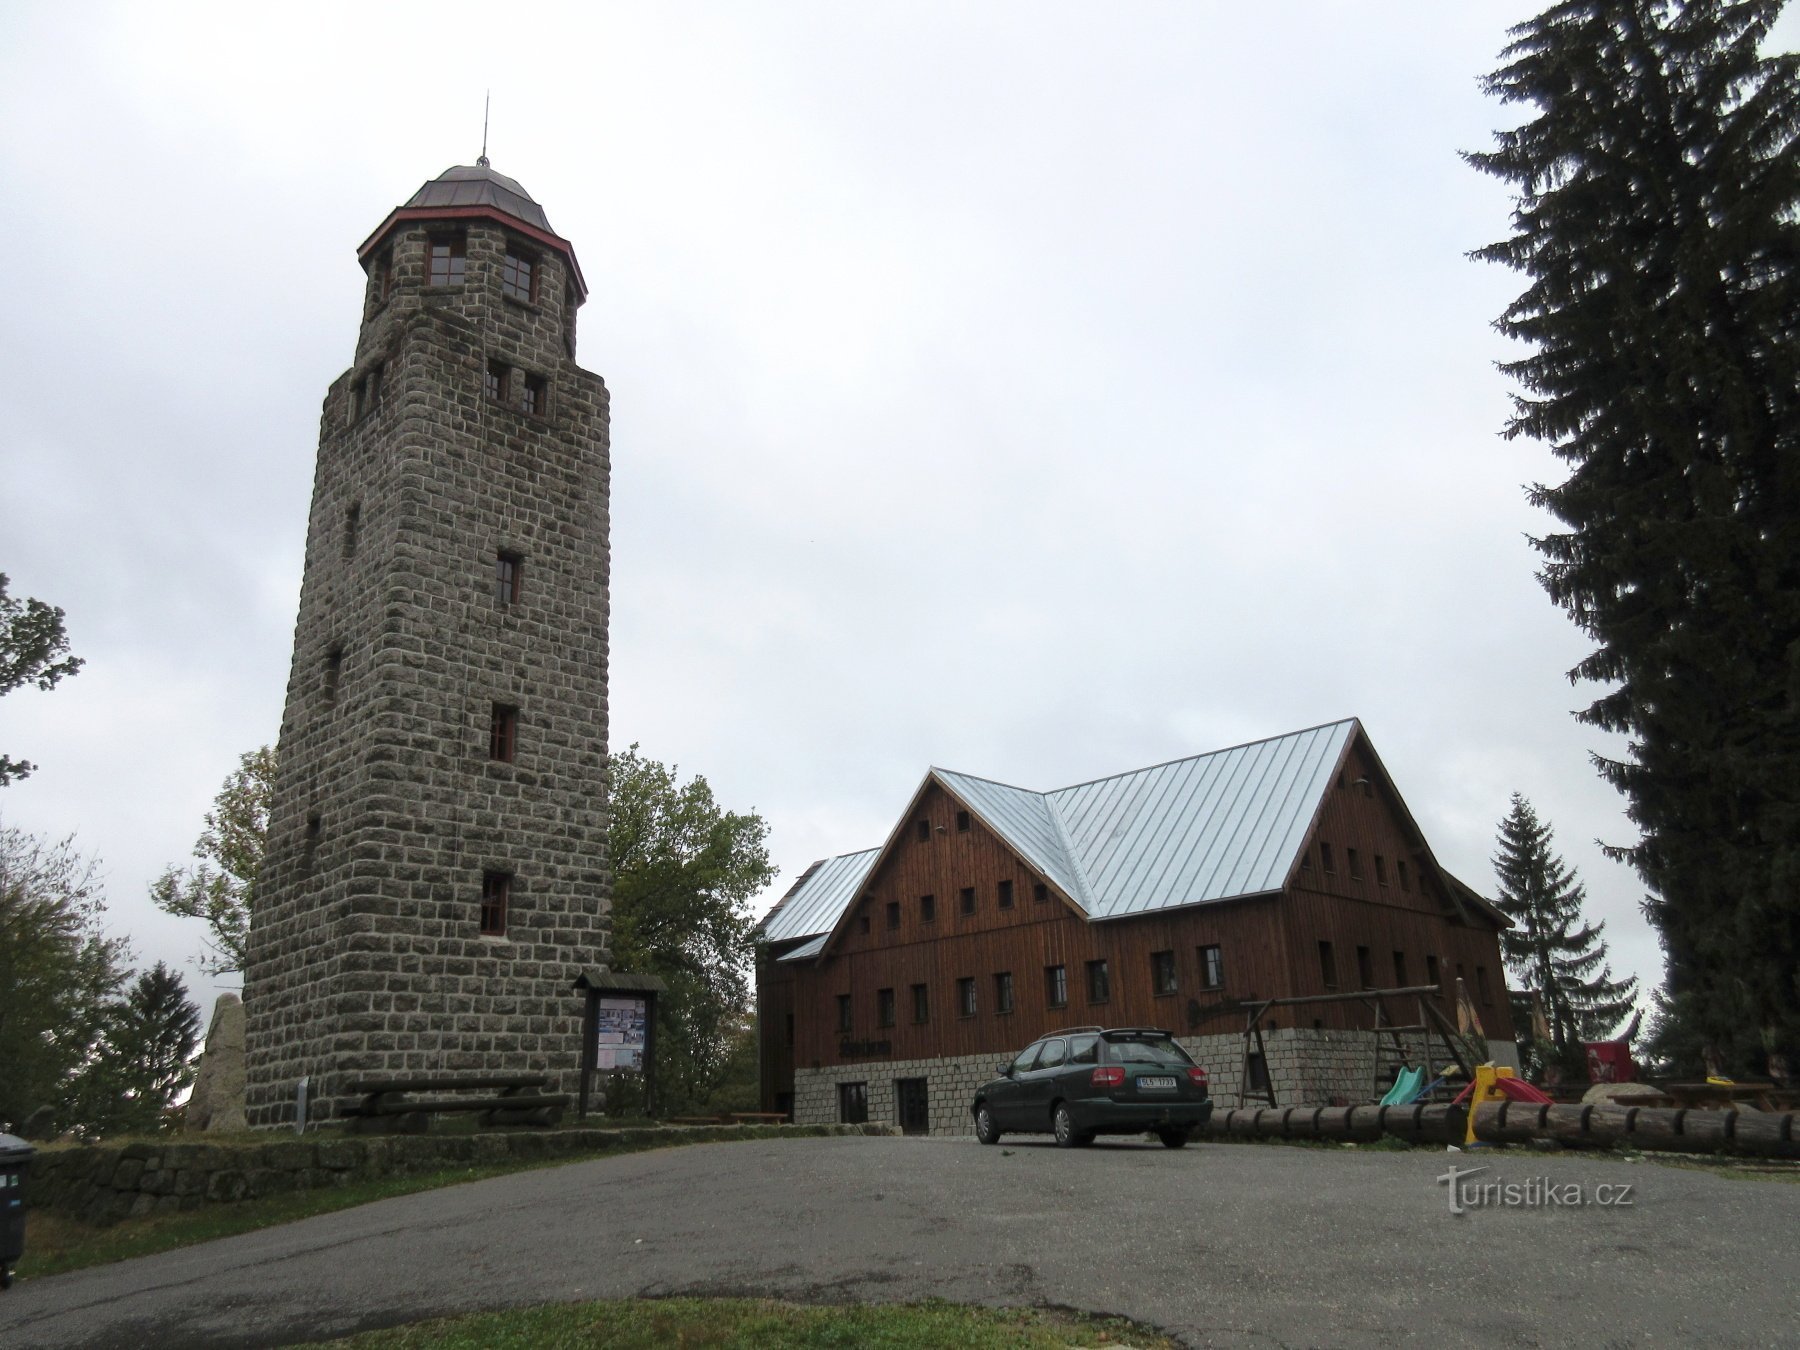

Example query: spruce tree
[1467,1,1800,1075]
[1493,794,1639,1077]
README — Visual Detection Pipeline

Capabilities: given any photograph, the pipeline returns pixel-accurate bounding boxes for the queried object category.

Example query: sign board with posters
[572,969,668,1118]
[594,996,648,1070]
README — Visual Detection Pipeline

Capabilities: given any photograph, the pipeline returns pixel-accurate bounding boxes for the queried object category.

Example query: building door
[894,1077,929,1135]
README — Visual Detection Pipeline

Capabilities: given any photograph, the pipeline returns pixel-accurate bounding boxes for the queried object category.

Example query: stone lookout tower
[243,162,612,1126]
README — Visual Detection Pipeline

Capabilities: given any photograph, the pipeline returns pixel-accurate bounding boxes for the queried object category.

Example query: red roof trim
[356,205,588,301]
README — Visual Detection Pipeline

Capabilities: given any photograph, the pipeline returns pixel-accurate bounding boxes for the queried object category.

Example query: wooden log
[1227,1107,1263,1138]
[1676,1108,1735,1151]
[345,1110,429,1135]
[1727,1110,1798,1158]
[1343,1105,1385,1141]
[1281,1106,1322,1139]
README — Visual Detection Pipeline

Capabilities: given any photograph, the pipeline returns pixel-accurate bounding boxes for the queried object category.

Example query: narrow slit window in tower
[480,871,511,936]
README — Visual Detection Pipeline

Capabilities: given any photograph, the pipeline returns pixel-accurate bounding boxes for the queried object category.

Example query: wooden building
[755,720,1516,1134]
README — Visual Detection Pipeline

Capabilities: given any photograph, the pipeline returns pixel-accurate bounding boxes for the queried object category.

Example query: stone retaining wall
[794,1032,1520,1131]
[26,1123,897,1227]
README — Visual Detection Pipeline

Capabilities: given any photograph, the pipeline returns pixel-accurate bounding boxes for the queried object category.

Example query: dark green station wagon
[972,1026,1213,1149]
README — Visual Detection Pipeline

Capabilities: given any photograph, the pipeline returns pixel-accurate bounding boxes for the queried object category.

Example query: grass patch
[19,1131,698,1281]
[319,1297,1177,1349]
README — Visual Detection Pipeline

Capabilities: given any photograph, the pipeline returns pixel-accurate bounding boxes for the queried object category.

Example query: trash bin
[0,1133,32,1290]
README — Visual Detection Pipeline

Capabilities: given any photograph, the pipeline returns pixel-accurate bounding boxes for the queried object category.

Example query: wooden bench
[340,1075,572,1133]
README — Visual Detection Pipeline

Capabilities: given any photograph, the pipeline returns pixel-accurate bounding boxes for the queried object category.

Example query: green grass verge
[20,1131,696,1281]
[318,1297,1177,1349]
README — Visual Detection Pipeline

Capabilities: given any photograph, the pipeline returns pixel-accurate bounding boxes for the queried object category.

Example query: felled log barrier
[1472,1101,1800,1158]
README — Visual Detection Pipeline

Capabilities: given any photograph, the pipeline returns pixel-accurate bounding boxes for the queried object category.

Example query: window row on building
[835,945,1230,1034]
[1301,841,1413,891]
[1313,939,1494,1004]
[859,877,1051,935]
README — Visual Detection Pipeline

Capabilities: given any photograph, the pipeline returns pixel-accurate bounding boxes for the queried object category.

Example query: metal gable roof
[753,721,1362,950]
[755,847,879,944]
[1048,720,1354,919]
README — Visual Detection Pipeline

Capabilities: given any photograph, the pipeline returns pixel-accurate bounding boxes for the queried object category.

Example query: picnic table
[339,1074,571,1133]
[1661,1080,1800,1112]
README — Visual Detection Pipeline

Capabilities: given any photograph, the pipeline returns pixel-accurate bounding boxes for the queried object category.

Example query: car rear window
[1102,1034,1193,1067]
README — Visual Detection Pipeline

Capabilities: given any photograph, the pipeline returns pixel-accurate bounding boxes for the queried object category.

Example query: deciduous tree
[152,746,274,976]
[606,746,775,1113]
[0,573,84,786]
[0,823,129,1133]
[1468,1,1800,1075]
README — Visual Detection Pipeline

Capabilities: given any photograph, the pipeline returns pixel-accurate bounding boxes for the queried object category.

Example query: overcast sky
[6,2,1786,1017]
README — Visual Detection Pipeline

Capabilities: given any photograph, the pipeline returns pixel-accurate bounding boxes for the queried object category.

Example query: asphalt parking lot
[2,1134,1795,1348]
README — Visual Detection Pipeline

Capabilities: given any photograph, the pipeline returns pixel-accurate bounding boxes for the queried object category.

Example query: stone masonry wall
[26,1124,898,1227]
[795,1033,1520,1132]
[245,197,612,1126]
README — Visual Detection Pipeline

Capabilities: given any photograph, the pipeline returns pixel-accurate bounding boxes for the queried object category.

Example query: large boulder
[186,993,247,1133]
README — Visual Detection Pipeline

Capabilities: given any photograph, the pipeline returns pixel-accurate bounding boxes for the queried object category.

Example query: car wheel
[1053,1102,1082,1149]
[1157,1126,1191,1149]
[975,1104,1002,1145]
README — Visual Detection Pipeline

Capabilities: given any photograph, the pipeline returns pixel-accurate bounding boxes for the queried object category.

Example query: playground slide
[1380,1066,1430,1107]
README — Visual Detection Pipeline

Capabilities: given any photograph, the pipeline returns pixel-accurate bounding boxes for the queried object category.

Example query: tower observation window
[428,234,466,286]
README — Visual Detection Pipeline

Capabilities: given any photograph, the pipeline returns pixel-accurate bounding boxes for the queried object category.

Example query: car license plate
[1138,1075,1176,1090]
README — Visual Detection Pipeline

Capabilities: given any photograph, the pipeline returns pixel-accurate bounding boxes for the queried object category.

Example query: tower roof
[358,162,586,300]
[402,164,556,234]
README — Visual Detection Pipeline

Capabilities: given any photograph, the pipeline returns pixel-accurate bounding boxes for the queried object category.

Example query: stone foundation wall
[795,1033,1521,1131]
[26,1123,897,1227]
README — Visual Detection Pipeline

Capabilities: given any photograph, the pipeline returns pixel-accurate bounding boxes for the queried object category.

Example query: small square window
[501,249,538,303]
[1033,882,1049,904]
[427,233,465,286]
[489,703,518,763]
[1347,848,1363,881]
[993,971,1014,1015]
[1319,940,1338,990]
[1044,964,1067,1008]
[1393,951,1409,987]
[858,913,871,935]
[1375,854,1389,885]
[877,987,895,1028]
[997,880,1014,909]
[480,870,510,936]
[522,373,547,417]
[916,818,930,843]
[1200,944,1224,990]
[1427,954,1440,985]
[486,359,509,403]
[1300,849,1314,870]
[886,900,900,930]
[1319,843,1335,874]
[836,993,852,1033]
[911,983,929,1024]
[956,976,976,1018]
[919,893,935,923]
[1085,959,1110,1003]
[1151,949,1177,996]
[955,810,970,833]
[1356,945,1373,989]
[1397,860,1411,891]
[496,551,523,605]
[959,886,975,916]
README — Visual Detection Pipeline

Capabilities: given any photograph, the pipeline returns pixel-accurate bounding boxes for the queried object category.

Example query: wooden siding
[762,749,1516,1105]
